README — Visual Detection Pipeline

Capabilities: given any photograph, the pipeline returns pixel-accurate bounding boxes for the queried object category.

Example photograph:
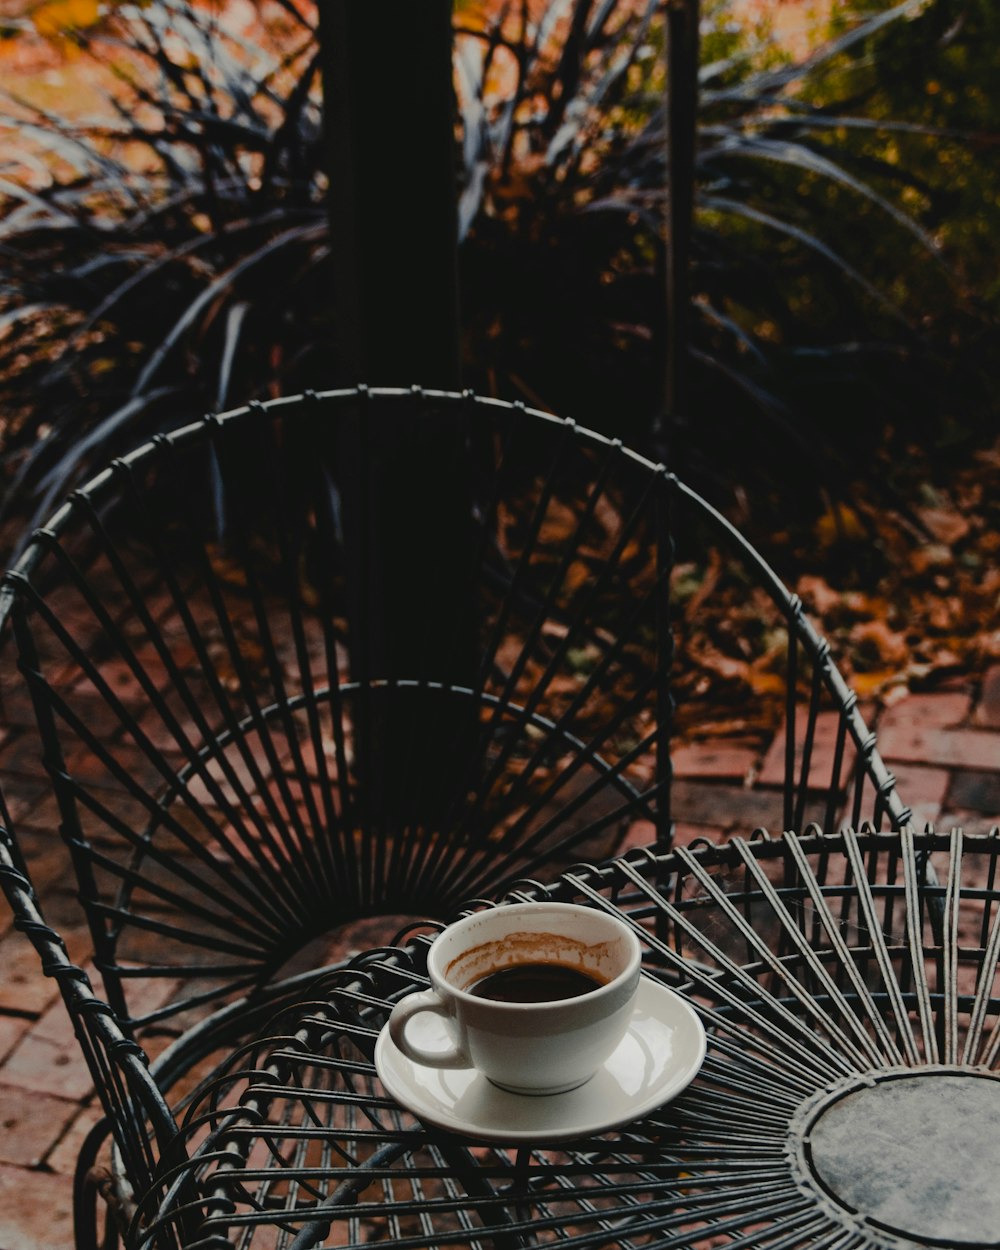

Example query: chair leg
[73,1116,119,1250]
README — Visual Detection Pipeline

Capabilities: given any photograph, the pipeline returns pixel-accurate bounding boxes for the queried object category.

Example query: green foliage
[803,0,1000,466]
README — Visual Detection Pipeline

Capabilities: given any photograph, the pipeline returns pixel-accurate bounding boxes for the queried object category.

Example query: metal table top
[139,828,1000,1250]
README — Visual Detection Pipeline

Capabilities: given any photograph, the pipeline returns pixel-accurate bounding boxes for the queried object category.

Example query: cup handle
[388,989,470,1069]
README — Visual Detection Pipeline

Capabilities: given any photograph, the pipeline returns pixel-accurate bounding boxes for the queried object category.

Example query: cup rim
[427,901,642,1011]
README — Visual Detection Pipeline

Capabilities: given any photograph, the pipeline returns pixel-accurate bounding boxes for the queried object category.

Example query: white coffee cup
[387,901,642,1095]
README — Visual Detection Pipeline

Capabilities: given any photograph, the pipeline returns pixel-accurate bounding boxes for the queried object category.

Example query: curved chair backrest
[0,807,177,1239]
[0,389,909,1038]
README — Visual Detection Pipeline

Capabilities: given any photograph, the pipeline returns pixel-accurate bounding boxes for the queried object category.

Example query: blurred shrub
[0,0,993,540]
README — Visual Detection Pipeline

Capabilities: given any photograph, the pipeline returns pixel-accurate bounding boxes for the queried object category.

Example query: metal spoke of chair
[0,820,186,1246]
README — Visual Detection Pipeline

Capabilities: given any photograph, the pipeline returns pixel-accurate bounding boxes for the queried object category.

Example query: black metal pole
[317,3,475,828]
[318,0,461,388]
[656,0,700,461]
[652,0,699,859]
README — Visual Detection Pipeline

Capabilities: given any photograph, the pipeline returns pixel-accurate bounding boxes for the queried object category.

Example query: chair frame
[0,388,910,1247]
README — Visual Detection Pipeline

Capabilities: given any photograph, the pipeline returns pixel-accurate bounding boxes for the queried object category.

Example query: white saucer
[374,976,706,1143]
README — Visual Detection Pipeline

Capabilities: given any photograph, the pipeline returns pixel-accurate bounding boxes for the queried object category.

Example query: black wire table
[137,827,1000,1250]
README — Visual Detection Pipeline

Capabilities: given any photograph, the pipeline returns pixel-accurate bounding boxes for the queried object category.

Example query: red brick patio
[0,671,998,1249]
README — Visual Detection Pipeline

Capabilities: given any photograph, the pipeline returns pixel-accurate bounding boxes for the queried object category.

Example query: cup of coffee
[387,902,642,1095]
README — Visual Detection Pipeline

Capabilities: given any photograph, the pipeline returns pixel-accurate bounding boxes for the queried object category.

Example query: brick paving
[1,665,999,1248]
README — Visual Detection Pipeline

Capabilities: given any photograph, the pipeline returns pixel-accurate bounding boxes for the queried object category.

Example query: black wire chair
[0,388,910,1246]
[117,827,1000,1250]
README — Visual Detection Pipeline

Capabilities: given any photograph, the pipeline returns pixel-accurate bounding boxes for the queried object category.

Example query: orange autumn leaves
[798,451,1000,702]
[0,0,102,49]
[30,0,100,39]
[494,450,1000,751]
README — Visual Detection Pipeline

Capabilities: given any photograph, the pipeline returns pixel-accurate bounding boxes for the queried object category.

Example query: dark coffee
[469,962,604,1003]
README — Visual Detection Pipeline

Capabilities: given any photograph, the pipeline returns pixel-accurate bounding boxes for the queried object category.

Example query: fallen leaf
[747,669,786,697]
[851,669,898,698]
[797,574,840,617]
[31,0,99,39]
[815,504,866,548]
[910,543,954,573]
[917,505,970,547]
[851,619,909,667]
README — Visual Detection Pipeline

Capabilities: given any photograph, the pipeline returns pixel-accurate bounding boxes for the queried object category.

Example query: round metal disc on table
[796,1070,1000,1245]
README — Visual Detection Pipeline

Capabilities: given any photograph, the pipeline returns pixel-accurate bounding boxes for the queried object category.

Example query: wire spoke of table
[136,828,1000,1250]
